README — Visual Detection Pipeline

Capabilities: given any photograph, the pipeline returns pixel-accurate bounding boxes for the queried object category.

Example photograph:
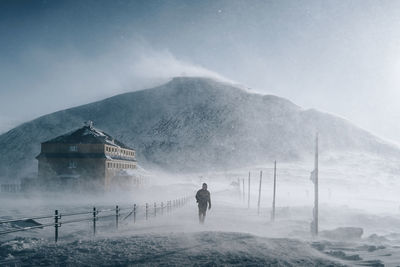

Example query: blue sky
[1,0,400,143]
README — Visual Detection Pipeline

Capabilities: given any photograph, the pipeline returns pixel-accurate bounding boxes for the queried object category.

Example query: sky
[1,0,400,144]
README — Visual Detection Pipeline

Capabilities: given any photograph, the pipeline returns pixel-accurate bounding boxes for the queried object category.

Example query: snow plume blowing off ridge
[128,46,232,85]
[0,39,234,135]
[1,41,240,138]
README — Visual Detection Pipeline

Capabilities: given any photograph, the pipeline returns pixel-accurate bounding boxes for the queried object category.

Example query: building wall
[104,160,137,190]
[39,157,106,191]
[41,143,105,154]
[38,143,138,191]
[104,144,135,160]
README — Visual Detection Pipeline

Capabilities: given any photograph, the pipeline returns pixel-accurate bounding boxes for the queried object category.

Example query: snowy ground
[2,155,400,266]
[0,192,345,266]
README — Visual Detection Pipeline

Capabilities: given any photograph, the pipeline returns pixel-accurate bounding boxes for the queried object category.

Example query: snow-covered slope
[0,77,398,180]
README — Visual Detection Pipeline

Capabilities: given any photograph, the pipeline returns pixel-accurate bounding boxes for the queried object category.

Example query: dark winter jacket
[195,189,211,208]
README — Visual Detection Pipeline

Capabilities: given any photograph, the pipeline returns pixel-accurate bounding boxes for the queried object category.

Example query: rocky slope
[0,77,398,180]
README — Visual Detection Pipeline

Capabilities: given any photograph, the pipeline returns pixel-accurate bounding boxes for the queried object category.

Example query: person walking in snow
[195,183,211,224]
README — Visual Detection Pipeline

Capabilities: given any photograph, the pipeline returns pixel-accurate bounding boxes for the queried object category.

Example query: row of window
[107,162,135,169]
[68,161,77,168]
[105,146,135,157]
[68,161,135,169]
[67,145,135,157]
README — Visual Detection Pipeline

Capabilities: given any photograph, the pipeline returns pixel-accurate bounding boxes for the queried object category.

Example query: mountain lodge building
[36,121,142,191]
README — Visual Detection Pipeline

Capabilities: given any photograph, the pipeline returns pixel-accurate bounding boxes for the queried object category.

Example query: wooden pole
[242,178,245,203]
[257,171,263,215]
[271,161,277,222]
[310,133,319,236]
[314,134,319,236]
[247,172,251,208]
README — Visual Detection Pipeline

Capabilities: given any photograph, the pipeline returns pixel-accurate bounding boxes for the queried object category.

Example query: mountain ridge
[0,77,398,180]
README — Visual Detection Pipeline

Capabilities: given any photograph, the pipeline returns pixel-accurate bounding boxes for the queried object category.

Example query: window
[68,160,77,169]
[69,145,78,152]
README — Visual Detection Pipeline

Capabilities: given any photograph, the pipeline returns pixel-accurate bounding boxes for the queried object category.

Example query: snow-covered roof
[43,124,133,150]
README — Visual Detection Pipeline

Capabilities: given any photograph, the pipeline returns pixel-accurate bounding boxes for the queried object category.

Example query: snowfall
[1,152,400,266]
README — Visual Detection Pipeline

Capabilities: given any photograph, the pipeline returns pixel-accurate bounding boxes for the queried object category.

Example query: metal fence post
[54,210,59,243]
[93,207,97,236]
[154,202,157,217]
[145,203,148,220]
[116,205,119,230]
[133,204,136,223]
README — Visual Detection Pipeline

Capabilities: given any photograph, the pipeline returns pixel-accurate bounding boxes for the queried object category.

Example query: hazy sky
[1,0,400,144]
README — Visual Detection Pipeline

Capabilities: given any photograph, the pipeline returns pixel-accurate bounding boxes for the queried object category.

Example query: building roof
[43,123,134,150]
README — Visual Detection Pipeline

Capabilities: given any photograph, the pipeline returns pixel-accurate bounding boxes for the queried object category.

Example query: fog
[3,153,400,265]
[2,1,400,266]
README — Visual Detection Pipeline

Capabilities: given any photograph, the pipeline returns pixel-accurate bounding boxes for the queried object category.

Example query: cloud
[128,47,231,85]
[0,39,233,133]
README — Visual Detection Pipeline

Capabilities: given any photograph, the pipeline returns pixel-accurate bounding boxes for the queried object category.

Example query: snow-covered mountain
[0,77,398,180]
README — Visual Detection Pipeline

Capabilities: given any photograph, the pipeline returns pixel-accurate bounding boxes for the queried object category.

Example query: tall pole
[242,178,245,203]
[310,133,319,236]
[257,171,263,215]
[271,161,277,222]
[247,172,251,208]
[237,178,240,199]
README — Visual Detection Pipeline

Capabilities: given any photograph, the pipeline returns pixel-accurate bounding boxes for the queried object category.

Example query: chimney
[85,120,94,129]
